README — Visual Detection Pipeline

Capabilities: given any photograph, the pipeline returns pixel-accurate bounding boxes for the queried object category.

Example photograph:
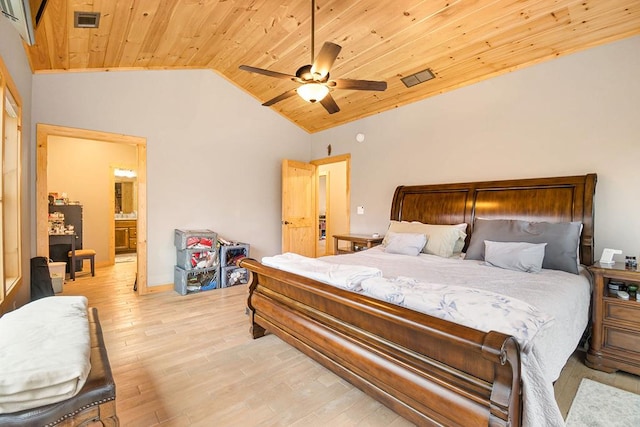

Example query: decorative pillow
[382,221,427,246]
[484,241,547,273]
[384,232,427,256]
[421,223,467,258]
[465,218,582,274]
[382,221,466,258]
[451,223,468,254]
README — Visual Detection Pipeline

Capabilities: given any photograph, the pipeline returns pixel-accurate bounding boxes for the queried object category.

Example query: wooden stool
[68,249,96,279]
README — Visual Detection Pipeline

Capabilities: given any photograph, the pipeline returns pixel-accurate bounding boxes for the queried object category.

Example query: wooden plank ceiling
[26,0,640,133]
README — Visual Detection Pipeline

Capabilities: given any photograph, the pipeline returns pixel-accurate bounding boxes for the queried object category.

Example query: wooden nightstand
[586,262,640,375]
[333,234,383,255]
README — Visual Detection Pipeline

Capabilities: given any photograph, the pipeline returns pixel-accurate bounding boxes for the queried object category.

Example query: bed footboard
[241,258,521,427]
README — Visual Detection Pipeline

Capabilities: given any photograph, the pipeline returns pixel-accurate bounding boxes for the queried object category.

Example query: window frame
[0,55,24,309]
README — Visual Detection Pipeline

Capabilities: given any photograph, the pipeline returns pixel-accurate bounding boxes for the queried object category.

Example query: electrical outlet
[357,206,365,215]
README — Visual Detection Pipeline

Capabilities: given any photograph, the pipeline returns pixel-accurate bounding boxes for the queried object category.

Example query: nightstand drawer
[604,326,640,354]
[604,300,640,324]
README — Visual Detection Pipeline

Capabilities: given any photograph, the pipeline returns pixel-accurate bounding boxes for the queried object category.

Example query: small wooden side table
[586,261,640,375]
[333,234,383,255]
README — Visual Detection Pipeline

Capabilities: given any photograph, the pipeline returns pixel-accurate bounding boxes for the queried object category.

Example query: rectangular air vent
[74,11,100,28]
[401,68,436,88]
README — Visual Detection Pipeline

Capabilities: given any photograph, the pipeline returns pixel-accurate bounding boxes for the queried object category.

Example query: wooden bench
[0,307,118,426]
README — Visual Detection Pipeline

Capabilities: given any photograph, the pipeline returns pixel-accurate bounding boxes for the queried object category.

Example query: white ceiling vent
[401,69,436,88]
[74,11,100,28]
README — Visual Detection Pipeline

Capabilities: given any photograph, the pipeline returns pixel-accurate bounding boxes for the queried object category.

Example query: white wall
[0,17,34,308]
[32,69,310,287]
[311,36,640,264]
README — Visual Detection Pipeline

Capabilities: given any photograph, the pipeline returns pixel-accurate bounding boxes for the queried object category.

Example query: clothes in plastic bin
[174,265,219,295]
[48,261,66,283]
[221,266,249,288]
[174,229,217,250]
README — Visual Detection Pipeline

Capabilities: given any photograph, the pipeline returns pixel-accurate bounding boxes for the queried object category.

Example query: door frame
[316,170,330,257]
[35,124,149,294]
[311,154,350,255]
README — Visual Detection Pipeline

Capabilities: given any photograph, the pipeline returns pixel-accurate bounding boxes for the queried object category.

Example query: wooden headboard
[390,174,597,266]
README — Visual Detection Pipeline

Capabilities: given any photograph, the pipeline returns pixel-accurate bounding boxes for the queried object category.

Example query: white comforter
[262,252,382,290]
[270,247,592,427]
[0,296,91,414]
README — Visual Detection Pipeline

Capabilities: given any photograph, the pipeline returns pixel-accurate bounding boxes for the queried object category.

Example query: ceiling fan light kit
[239,0,386,114]
[297,83,329,103]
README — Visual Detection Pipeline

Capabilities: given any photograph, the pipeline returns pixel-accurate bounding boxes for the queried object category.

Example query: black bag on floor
[30,256,54,301]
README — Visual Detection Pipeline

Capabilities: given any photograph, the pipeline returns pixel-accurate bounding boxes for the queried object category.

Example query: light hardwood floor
[60,260,640,426]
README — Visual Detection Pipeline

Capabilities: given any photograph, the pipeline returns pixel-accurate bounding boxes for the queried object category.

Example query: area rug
[115,254,136,263]
[566,378,640,426]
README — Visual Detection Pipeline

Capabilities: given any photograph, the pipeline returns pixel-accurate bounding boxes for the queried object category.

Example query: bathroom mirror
[114,169,137,217]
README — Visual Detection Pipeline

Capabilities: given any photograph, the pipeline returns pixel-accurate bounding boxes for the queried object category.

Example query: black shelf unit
[48,204,83,272]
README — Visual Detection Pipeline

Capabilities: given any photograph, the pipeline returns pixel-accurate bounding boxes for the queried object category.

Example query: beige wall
[311,36,640,264]
[48,136,137,263]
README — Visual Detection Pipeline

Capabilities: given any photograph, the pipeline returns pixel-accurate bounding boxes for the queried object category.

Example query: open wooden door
[282,159,316,257]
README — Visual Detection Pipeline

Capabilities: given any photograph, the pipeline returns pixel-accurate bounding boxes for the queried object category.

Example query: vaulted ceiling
[25,0,640,133]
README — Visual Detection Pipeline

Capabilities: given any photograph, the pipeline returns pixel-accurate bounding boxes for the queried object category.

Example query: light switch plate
[356,206,365,215]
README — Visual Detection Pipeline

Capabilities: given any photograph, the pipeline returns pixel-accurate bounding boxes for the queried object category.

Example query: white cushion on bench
[0,296,91,414]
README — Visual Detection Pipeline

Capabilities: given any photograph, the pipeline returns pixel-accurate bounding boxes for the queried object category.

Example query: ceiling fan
[239,0,387,114]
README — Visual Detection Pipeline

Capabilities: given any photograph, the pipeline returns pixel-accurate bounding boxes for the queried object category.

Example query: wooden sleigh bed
[240,174,597,427]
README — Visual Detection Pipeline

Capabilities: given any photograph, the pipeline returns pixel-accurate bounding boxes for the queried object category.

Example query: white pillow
[451,223,468,254]
[382,221,466,258]
[484,240,547,273]
[384,232,427,256]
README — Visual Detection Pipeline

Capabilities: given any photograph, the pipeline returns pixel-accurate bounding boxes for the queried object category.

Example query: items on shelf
[48,204,84,273]
[48,212,66,234]
[48,191,81,206]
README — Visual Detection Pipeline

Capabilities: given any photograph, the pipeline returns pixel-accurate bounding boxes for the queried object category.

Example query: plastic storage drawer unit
[174,229,217,250]
[220,266,249,288]
[176,249,218,270]
[219,243,250,267]
[174,266,219,295]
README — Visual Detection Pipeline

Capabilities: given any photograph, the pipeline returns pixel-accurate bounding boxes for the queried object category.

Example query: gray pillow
[384,232,427,256]
[484,241,547,273]
[466,218,582,274]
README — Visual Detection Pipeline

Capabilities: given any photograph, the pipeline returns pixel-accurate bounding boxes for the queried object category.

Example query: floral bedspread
[361,276,554,351]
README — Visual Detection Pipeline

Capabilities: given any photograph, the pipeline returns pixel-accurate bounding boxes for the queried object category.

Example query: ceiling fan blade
[330,79,387,91]
[262,88,299,107]
[320,93,340,114]
[311,42,342,79]
[239,65,295,80]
